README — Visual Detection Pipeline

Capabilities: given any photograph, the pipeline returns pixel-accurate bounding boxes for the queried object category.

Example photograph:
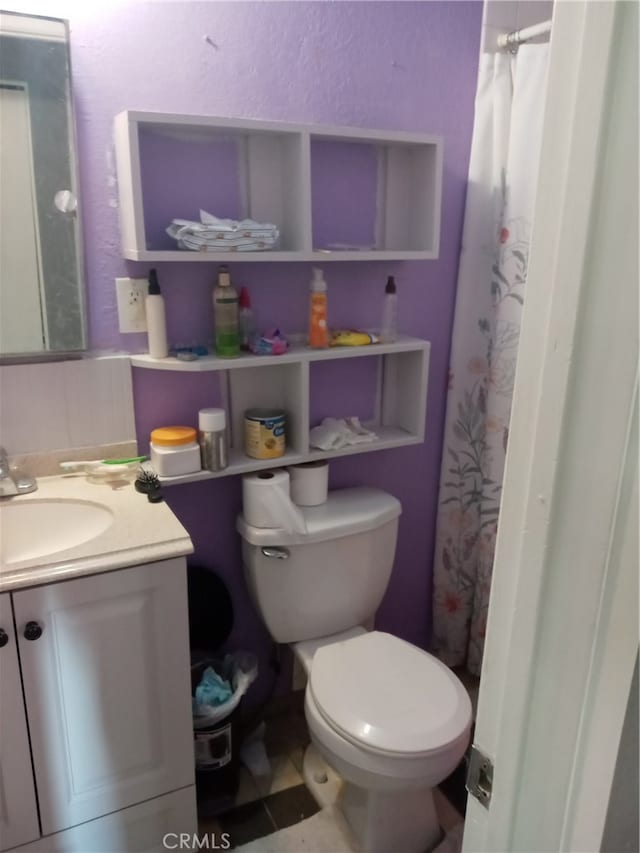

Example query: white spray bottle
[146,269,168,358]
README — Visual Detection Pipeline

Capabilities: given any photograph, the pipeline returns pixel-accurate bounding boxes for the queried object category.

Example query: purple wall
[68,1,481,701]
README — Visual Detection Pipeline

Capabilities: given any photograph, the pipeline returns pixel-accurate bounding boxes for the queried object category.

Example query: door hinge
[466,744,493,809]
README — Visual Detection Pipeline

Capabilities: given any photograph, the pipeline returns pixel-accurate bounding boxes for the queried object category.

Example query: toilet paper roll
[242,469,307,534]
[288,461,329,506]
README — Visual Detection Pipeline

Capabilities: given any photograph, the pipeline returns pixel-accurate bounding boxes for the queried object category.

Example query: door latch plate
[466,744,493,808]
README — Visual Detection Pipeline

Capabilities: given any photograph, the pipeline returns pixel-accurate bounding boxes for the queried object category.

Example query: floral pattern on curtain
[432,46,549,675]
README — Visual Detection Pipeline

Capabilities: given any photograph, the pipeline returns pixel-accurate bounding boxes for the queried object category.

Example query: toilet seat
[305,688,442,790]
[309,631,472,758]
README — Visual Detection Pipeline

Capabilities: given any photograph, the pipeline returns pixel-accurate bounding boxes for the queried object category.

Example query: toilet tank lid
[236,486,401,546]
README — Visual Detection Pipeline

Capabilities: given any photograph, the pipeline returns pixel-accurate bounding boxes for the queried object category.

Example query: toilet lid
[309,632,472,756]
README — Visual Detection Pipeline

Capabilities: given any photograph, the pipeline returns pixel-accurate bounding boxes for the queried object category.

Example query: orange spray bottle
[309,268,329,348]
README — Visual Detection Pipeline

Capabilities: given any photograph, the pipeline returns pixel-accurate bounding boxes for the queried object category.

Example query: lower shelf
[158,448,305,485]
[158,426,419,486]
[306,425,420,461]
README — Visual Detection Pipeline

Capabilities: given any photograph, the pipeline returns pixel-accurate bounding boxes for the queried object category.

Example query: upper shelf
[130,335,429,372]
[114,111,443,263]
[121,249,434,263]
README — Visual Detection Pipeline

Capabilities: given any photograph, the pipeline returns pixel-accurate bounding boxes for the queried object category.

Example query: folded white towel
[168,221,277,240]
[199,210,277,233]
[176,235,278,252]
[166,210,279,252]
[309,417,378,451]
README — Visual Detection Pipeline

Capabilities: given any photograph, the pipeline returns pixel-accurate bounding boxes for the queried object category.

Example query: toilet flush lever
[261,546,290,560]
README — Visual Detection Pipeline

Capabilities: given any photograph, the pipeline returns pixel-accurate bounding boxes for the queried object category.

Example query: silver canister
[198,408,228,472]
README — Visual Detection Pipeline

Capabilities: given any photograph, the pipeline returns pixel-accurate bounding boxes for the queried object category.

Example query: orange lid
[150,426,197,447]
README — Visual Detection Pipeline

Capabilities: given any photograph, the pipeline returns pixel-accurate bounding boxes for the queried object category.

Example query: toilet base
[302,743,343,809]
[302,744,442,853]
[341,781,440,853]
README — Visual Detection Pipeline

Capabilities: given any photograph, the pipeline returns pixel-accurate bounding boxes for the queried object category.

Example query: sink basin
[0,499,114,566]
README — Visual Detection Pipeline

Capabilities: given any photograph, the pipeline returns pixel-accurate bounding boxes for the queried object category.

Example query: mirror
[0,11,86,357]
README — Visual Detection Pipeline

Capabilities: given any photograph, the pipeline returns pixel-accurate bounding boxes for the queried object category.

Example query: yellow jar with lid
[150,426,201,477]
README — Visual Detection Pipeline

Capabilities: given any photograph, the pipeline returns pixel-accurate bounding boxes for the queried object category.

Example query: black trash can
[191,659,242,817]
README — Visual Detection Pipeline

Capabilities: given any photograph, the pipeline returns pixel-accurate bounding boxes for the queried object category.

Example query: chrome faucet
[0,447,37,497]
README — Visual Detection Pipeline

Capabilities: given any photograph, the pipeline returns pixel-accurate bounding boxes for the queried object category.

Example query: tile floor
[198,691,465,850]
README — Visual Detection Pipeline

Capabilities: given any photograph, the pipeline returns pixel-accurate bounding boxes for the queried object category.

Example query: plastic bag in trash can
[195,667,232,707]
[192,652,258,729]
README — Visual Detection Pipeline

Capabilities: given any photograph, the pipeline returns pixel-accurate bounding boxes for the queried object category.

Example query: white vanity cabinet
[0,593,40,850]
[4,789,196,853]
[0,558,196,852]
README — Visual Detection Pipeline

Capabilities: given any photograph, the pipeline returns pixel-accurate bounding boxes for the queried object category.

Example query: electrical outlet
[115,277,148,333]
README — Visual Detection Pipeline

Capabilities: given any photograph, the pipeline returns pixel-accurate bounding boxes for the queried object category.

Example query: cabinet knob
[0,628,8,647]
[24,621,43,641]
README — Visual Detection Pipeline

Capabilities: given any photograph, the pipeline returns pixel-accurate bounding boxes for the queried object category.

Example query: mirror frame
[0,11,87,363]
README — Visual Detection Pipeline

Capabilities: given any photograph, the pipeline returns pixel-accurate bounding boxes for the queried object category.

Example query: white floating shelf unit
[131,337,430,485]
[114,111,443,262]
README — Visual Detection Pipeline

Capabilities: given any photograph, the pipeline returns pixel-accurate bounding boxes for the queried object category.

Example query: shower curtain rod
[497,19,552,49]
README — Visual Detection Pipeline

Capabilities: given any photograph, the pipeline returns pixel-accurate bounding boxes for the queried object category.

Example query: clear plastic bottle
[239,286,256,352]
[380,275,398,343]
[213,265,240,357]
[309,268,329,349]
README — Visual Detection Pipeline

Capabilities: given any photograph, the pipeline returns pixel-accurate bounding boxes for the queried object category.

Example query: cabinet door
[0,593,40,852]
[13,558,194,835]
[3,785,197,853]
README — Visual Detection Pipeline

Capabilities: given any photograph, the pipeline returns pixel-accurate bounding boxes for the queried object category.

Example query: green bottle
[213,265,240,357]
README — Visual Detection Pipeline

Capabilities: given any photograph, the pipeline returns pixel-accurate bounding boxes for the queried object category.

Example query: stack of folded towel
[166,209,279,252]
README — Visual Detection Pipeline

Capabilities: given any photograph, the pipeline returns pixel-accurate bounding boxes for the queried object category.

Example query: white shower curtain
[432,45,549,675]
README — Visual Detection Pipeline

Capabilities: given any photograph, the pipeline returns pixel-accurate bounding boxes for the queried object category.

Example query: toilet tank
[238,487,401,643]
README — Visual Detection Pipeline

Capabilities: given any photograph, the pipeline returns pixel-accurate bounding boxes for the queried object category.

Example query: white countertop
[0,475,193,592]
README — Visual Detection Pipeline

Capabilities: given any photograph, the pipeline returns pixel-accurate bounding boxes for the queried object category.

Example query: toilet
[238,486,472,853]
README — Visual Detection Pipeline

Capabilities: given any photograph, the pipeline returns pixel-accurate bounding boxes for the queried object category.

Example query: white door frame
[463,1,638,851]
